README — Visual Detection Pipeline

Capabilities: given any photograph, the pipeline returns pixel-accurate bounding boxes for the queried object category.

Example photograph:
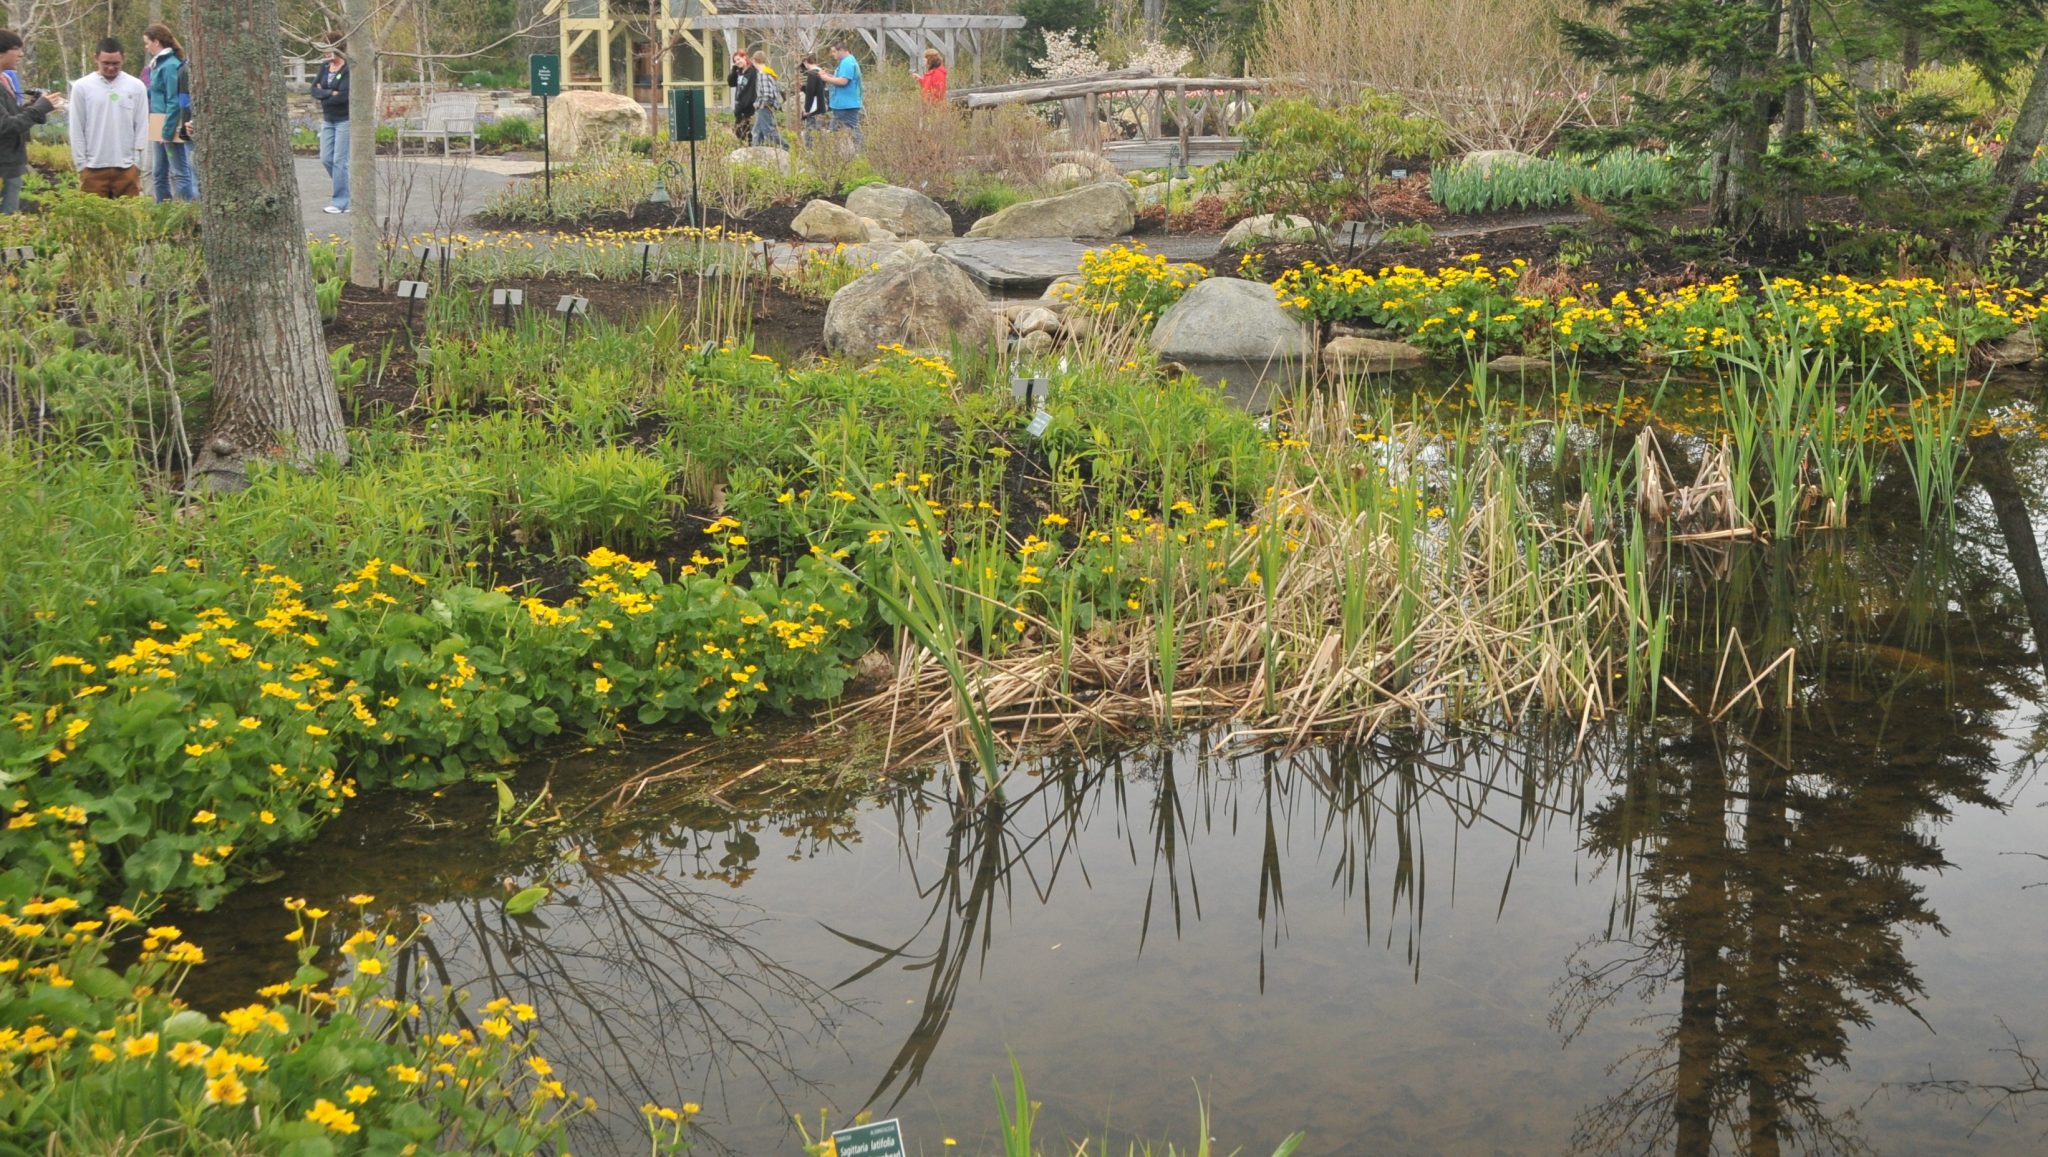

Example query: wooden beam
[685,14,1023,31]
[958,75,1266,108]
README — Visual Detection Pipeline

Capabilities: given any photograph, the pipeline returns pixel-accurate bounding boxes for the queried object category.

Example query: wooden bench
[395,93,479,156]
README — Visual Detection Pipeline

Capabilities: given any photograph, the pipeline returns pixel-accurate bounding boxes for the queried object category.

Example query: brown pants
[80,166,141,198]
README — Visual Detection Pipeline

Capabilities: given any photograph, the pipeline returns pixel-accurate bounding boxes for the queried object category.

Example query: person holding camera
[0,29,63,214]
[68,38,148,199]
[143,24,197,202]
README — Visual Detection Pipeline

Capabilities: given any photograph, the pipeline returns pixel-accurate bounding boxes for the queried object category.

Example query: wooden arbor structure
[544,0,1023,104]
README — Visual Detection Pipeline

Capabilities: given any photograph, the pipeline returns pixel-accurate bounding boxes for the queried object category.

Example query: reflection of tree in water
[1555,522,2019,1155]
[389,821,866,1157]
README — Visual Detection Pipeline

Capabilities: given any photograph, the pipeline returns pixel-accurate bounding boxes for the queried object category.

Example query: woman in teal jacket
[142,23,196,202]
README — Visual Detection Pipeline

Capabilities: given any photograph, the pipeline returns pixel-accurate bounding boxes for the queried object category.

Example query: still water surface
[188,438,2048,1156]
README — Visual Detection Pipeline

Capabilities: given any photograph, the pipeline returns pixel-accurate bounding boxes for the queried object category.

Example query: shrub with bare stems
[1252,0,1647,155]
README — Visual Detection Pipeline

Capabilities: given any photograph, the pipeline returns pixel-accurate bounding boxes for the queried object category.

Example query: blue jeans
[318,119,350,210]
[151,140,198,202]
[0,174,19,214]
[830,106,863,148]
[751,106,785,148]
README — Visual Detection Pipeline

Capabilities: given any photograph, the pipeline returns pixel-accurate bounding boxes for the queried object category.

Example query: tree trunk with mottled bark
[1981,47,2048,251]
[347,0,381,290]
[188,0,348,488]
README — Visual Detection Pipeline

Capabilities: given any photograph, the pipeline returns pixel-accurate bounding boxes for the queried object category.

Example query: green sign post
[529,54,561,205]
[827,1119,905,1157]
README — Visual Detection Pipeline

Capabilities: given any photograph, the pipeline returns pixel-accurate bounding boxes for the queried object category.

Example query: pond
[181,414,2048,1157]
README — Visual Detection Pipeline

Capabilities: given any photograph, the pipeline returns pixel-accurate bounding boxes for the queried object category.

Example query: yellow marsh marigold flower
[305,1099,361,1134]
[345,1083,376,1105]
[169,1040,210,1067]
[205,1072,249,1105]
[123,1033,159,1058]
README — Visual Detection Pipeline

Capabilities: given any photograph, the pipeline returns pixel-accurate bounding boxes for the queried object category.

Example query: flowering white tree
[1031,28,1190,79]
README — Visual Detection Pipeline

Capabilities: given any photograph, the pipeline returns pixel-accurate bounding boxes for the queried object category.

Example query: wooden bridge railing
[951,70,1271,164]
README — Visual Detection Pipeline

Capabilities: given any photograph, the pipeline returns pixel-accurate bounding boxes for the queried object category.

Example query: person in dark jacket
[797,54,826,146]
[309,33,350,213]
[0,28,62,214]
[725,49,756,142]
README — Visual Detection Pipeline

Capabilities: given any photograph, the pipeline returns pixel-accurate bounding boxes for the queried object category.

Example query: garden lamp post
[647,159,698,228]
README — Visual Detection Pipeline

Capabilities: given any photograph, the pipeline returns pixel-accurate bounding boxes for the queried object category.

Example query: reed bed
[831,390,1652,777]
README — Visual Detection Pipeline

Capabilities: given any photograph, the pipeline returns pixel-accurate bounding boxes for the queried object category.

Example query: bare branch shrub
[1252,0,1638,154]
[860,89,1059,197]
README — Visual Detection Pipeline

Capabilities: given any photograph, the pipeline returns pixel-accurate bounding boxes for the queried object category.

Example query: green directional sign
[827,1119,905,1157]
[528,54,561,97]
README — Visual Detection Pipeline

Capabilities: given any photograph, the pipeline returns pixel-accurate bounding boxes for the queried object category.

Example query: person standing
[797,54,827,145]
[0,29,63,214]
[918,49,947,103]
[749,46,786,149]
[142,24,196,202]
[819,42,863,148]
[725,48,756,143]
[68,38,147,198]
[309,34,350,214]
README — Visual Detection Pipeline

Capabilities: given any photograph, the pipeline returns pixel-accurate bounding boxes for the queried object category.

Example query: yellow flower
[169,1040,210,1067]
[204,1072,249,1106]
[123,1033,159,1058]
[345,1083,377,1105]
[306,1099,361,1134]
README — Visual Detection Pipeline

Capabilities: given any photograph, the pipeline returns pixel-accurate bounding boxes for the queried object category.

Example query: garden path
[296,153,537,237]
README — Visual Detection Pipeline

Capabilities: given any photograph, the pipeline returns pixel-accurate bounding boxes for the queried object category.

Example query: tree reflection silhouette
[1557,529,2012,1155]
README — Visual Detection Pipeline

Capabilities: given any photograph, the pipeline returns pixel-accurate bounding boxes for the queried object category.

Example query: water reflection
[178,445,2048,1155]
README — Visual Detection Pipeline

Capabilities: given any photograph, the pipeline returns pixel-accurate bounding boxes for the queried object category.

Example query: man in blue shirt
[816,42,863,147]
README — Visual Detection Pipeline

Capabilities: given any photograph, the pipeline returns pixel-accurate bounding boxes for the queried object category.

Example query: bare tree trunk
[188,0,349,489]
[1767,0,1810,234]
[1980,48,2048,248]
[347,0,381,289]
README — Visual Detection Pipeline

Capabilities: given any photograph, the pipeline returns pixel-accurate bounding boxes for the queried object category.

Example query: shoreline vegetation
[4,112,2045,1148]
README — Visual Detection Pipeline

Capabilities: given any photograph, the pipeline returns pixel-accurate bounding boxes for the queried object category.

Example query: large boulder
[966,181,1136,240]
[1150,278,1311,363]
[1222,213,1318,249]
[1044,161,1098,188]
[845,184,954,241]
[728,145,791,173]
[792,199,872,243]
[548,91,646,160]
[824,254,998,356]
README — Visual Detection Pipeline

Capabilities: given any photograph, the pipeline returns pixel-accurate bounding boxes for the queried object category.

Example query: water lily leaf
[504,885,549,915]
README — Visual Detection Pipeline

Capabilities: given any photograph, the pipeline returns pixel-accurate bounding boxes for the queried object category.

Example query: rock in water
[1151,278,1311,362]
[792,199,872,243]
[845,184,955,241]
[824,254,999,356]
[965,182,1137,240]
[1324,336,1429,372]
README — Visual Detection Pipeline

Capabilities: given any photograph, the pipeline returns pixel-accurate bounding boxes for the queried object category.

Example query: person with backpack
[142,23,196,202]
[0,29,64,214]
[749,46,785,149]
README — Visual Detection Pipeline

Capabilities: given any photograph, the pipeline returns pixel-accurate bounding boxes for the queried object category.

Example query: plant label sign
[827,1119,904,1157]
[528,54,560,98]
[1026,406,1053,439]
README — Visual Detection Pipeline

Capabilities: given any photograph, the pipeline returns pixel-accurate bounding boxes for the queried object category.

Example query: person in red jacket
[918,49,947,102]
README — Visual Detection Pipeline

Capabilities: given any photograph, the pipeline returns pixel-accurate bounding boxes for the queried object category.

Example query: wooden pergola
[544,2,1024,102]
